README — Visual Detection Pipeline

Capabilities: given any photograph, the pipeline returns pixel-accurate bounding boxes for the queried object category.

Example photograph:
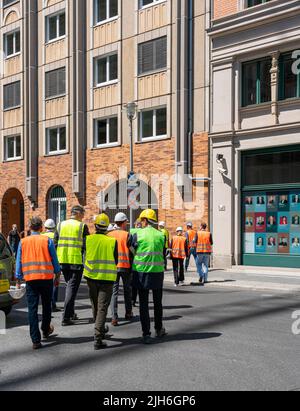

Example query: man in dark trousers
[132,209,166,345]
[55,206,89,326]
[8,224,21,257]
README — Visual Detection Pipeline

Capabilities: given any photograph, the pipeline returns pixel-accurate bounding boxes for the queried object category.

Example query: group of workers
[14,205,212,351]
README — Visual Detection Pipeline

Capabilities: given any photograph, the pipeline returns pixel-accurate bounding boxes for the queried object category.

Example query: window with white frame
[139,107,167,141]
[94,0,118,25]
[94,117,118,147]
[4,30,20,58]
[4,135,21,161]
[94,54,118,86]
[139,0,164,9]
[46,127,67,155]
[46,12,66,43]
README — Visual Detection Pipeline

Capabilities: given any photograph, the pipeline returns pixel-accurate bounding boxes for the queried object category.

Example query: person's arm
[193,233,198,245]
[114,241,118,266]
[210,234,213,246]
[48,239,61,275]
[15,242,23,282]
[185,239,189,256]
[82,224,90,253]
[53,228,59,247]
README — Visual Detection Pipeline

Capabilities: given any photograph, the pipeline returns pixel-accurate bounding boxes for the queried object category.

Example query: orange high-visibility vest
[187,229,197,249]
[196,231,212,254]
[21,235,55,282]
[108,230,131,270]
[172,235,187,260]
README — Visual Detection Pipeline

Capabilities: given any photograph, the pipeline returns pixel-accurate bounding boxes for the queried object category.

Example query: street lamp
[125,101,138,228]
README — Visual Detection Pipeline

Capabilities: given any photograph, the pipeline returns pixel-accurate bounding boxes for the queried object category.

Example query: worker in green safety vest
[132,209,167,345]
[84,213,118,350]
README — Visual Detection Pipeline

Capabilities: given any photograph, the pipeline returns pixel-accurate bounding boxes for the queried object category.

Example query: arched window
[48,186,67,224]
[99,179,158,223]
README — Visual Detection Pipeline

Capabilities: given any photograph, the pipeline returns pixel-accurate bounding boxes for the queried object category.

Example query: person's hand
[54,273,61,287]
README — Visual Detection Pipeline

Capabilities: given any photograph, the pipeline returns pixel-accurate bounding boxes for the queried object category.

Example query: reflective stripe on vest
[197,231,212,254]
[56,220,84,265]
[21,235,54,282]
[83,234,117,282]
[172,235,187,259]
[107,230,131,269]
[187,230,197,249]
[133,227,165,274]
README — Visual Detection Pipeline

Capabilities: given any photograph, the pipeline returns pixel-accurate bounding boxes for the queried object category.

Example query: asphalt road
[1,280,300,391]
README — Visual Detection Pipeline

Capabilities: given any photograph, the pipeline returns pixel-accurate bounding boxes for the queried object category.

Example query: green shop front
[242,146,300,268]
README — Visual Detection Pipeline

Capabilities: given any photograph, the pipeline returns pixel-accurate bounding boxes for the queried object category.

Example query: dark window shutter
[45,68,66,99]
[4,81,20,109]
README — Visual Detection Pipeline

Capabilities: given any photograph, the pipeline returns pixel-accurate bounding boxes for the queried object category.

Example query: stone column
[269,51,280,125]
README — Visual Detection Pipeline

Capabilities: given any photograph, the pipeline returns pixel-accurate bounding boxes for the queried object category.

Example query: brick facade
[214,0,238,20]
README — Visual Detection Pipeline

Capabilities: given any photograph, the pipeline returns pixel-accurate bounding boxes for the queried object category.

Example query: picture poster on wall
[243,191,300,257]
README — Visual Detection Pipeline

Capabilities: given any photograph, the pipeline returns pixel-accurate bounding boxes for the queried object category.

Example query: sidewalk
[164,265,300,293]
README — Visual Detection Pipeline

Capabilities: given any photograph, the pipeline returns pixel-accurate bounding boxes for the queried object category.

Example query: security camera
[216,154,224,164]
[218,167,227,175]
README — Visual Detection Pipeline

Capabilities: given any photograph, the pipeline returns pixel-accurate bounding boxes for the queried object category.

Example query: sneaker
[61,319,75,327]
[174,284,178,287]
[156,328,167,338]
[94,341,107,350]
[32,342,42,350]
[142,335,155,345]
[111,319,119,327]
[43,324,54,340]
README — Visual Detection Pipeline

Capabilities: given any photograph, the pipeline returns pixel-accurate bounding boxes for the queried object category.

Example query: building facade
[210,0,300,268]
[0,0,210,237]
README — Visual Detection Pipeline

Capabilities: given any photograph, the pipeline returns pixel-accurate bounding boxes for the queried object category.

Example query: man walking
[43,219,60,312]
[196,223,213,285]
[130,219,142,307]
[15,217,61,350]
[132,209,166,344]
[55,205,89,326]
[185,222,197,272]
[171,227,188,287]
[84,214,118,350]
[8,224,21,257]
[108,213,134,326]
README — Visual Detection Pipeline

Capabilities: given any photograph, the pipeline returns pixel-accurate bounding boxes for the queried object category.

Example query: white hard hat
[115,212,128,223]
[107,224,115,232]
[187,222,193,227]
[44,219,56,229]
[176,227,183,232]
[159,221,166,227]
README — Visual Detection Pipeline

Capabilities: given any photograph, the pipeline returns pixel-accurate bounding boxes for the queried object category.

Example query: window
[139,0,164,8]
[94,54,118,86]
[4,81,21,110]
[94,0,118,25]
[4,135,21,161]
[4,30,20,58]
[46,127,67,155]
[94,117,118,147]
[48,186,67,224]
[3,0,17,7]
[242,59,272,107]
[139,107,167,140]
[279,52,300,101]
[247,0,271,7]
[45,68,66,99]
[46,12,65,43]
[138,37,167,76]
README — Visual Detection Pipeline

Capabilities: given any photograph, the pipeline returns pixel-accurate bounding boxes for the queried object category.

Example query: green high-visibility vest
[42,231,55,240]
[83,234,117,282]
[57,219,85,265]
[130,228,141,235]
[160,228,170,248]
[133,226,165,274]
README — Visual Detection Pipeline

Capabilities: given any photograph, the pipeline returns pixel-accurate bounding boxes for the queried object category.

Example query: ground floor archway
[1,188,24,237]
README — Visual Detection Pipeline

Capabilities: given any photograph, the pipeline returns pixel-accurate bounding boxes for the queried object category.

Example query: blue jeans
[185,247,197,270]
[26,280,53,344]
[196,254,210,282]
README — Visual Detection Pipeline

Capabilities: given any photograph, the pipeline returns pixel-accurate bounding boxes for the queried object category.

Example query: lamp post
[125,101,138,229]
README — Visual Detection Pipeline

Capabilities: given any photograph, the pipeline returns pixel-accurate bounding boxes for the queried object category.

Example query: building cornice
[208,0,300,38]
[209,122,300,139]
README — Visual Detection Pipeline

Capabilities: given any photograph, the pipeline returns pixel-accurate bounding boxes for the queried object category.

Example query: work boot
[111,319,119,327]
[71,313,79,321]
[52,305,62,313]
[156,328,167,338]
[43,324,54,340]
[32,342,43,350]
[142,335,155,345]
[94,341,107,350]
[61,319,75,327]
[125,312,134,321]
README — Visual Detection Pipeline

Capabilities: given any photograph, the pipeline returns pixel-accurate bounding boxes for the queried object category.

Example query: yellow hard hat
[95,213,110,228]
[139,209,158,223]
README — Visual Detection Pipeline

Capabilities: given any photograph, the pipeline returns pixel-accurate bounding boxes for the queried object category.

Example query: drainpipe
[24,0,38,205]
[187,0,193,176]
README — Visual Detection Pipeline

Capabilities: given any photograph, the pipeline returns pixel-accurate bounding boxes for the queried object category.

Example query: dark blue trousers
[26,280,53,344]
